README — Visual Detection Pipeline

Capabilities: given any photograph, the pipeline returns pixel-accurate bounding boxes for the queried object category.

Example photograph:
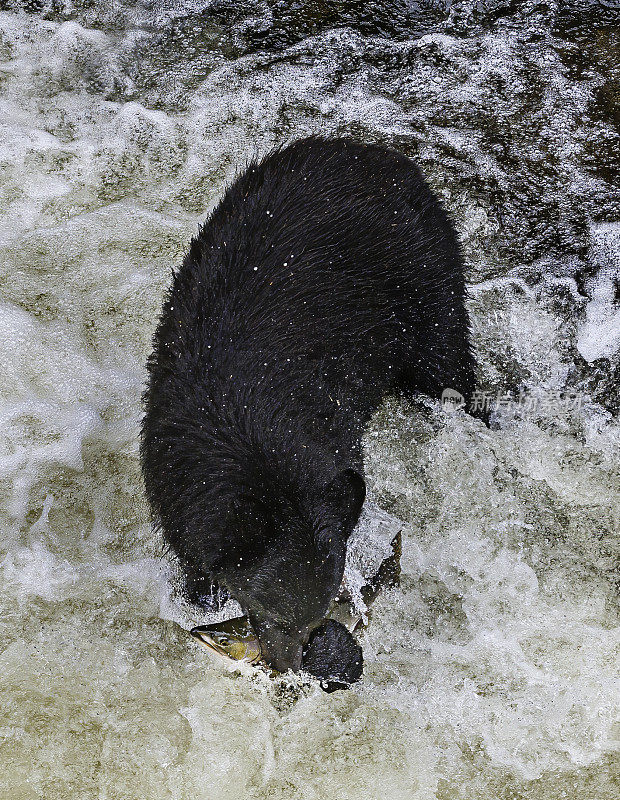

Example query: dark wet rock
[302,619,363,691]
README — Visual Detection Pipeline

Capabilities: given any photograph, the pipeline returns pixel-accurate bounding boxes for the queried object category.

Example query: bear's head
[220,468,366,673]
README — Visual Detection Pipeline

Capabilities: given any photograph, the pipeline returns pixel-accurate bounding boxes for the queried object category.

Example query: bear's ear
[323,469,366,532]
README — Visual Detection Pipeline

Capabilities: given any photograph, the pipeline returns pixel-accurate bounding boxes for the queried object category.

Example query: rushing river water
[1,1,618,798]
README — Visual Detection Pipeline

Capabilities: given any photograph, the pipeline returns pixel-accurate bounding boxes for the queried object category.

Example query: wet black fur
[141,137,476,679]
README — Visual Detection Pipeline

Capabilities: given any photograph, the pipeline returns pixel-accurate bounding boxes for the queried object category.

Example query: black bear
[141,137,476,680]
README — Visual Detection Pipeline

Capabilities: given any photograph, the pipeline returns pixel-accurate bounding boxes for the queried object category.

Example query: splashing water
[0,2,618,798]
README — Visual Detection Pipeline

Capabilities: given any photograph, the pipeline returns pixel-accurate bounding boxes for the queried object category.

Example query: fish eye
[217,637,230,646]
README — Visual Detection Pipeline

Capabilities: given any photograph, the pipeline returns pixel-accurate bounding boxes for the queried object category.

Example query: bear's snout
[251,619,307,673]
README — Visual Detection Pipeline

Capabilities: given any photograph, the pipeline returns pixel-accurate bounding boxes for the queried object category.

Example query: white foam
[0,4,618,799]
[577,223,620,363]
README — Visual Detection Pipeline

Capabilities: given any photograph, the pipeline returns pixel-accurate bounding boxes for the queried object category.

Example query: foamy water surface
[0,2,618,798]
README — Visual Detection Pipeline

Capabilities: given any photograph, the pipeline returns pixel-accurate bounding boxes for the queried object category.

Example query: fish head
[190,617,262,664]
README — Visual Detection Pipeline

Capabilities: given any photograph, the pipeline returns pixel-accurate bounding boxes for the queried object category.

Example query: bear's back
[155,137,467,395]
